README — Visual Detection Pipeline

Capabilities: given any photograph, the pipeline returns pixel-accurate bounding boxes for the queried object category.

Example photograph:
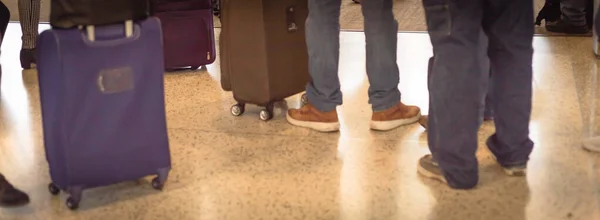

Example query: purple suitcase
[37,17,171,210]
[155,0,216,71]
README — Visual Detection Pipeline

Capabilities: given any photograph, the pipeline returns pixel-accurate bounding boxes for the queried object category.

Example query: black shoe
[20,48,36,70]
[0,174,30,207]
[545,19,590,34]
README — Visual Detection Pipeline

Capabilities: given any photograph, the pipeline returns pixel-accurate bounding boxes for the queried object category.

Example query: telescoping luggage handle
[79,20,135,41]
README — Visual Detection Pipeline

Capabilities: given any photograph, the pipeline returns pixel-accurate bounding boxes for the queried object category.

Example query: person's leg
[482,41,494,121]
[546,0,588,34]
[484,0,535,176]
[0,2,9,43]
[420,30,491,130]
[18,0,41,69]
[418,0,485,189]
[361,0,421,131]
[286,0,342,132]
[0,173,30,207]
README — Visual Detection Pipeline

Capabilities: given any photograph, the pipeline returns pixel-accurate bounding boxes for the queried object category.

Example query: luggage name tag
[286,6,298,33]
[97,67,135,94]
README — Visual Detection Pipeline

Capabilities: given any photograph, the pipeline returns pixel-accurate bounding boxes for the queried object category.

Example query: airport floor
[0,23,599,220]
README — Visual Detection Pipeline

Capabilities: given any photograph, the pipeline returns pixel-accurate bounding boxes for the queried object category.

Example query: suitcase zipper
[207,51,211,60]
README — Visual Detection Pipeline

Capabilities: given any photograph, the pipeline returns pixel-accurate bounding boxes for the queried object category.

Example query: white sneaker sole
[286,112,340,132]
[489,154,527,176]
[370,111,422,131]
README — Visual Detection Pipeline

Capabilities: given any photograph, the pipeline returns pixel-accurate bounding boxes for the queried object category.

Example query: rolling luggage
[50,0,153,28]
[155,0,216,71]
[219,0,310,121]
[37,17,171,210]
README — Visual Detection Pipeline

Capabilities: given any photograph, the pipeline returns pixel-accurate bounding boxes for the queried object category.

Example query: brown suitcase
[219,0,310,121]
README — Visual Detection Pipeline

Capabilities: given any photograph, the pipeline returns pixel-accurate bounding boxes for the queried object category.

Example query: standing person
[286,0,422,132]
[545,0,589,34]
[18,0,41,69]
[418,0,535,189]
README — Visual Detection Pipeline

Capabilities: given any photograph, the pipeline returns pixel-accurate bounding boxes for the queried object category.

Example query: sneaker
[370,102,421,131]
[286,103,340,132]
[489,154,527,177]
[545,19,589,34]
[417,154,448,184]
[0,174,30,207]
[419,115,428,129]
[582,137,600,152]
[502,164,527,176]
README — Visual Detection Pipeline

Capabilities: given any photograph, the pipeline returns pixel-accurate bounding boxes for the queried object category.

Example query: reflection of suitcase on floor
[37,18,171,210]
[219,0,310,121]
[155,0,216,71]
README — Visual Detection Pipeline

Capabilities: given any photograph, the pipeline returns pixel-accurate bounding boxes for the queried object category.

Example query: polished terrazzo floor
[0,23,599,220]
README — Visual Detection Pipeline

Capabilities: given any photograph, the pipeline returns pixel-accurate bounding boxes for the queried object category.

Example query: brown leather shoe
[286,103,340,132]
[419,115,428,129]
[0,174,30,207]
[371,102,421,131]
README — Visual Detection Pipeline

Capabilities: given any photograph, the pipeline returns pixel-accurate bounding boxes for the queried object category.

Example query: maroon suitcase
[155,0,216,71]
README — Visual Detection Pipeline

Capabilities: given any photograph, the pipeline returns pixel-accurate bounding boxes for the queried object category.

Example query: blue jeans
[429,31,494,119]
[305,0,401,112]
[561,0,587,26]
[424,0,535,189]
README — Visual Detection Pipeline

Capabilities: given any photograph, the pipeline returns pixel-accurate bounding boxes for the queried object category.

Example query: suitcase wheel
[152,177,165,191]
[259,103,275,121]
[66,197,80,210]
[301,94,308,105]
[231,103,246,116]
[48,183,60,195]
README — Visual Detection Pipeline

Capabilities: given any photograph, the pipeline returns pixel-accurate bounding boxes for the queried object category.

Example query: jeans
[305,0,401,112]
[424,0,535,189]
[561,0,587,26]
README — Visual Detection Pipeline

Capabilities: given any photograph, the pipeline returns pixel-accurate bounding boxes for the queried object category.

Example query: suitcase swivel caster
[259,103,274,121]
[231,103,245,116]
[48,183,60,195]
[301,94,308,105]
[259,110,271,121]
[66,197,80,210]
[151,177,165,191]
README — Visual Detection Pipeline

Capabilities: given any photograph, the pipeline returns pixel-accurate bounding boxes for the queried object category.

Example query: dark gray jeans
[423,0,535,189]
[561,0,587,26]
[305,0,401,112]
